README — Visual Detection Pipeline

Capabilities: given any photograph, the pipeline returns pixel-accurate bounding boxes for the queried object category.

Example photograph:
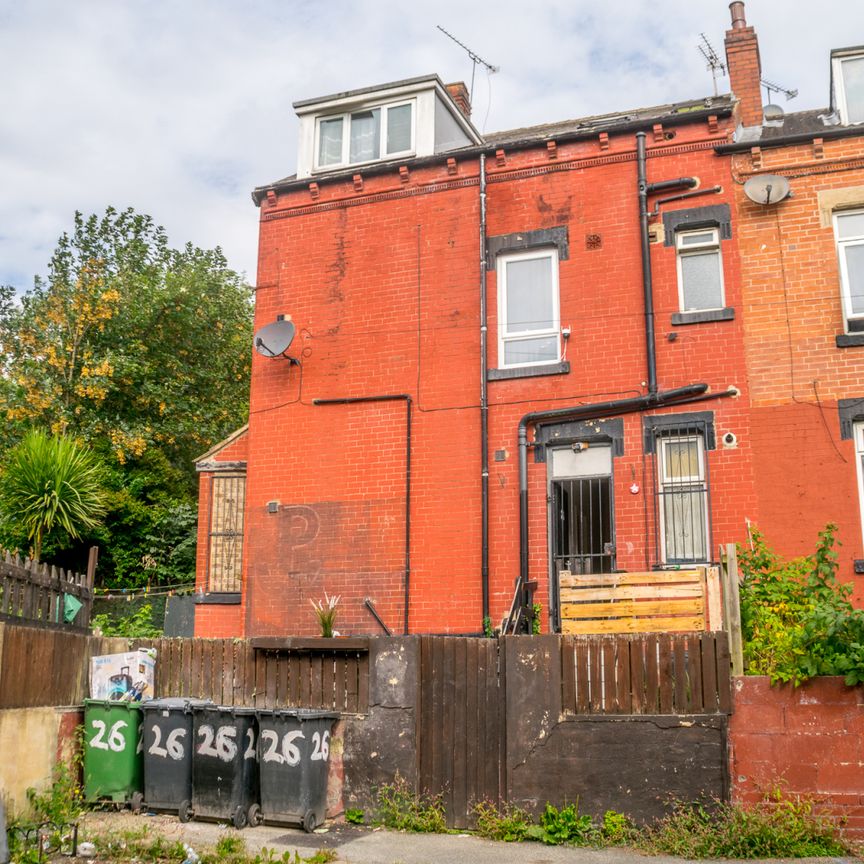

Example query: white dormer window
[833,52,864,125]
[315,101,414,170]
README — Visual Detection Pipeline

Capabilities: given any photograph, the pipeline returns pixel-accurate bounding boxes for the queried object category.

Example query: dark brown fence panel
[417,636,504,828]
[560,631,731,715]
[0,552,94,631]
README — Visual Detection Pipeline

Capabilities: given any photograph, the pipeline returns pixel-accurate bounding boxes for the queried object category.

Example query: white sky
[2,0,862,288]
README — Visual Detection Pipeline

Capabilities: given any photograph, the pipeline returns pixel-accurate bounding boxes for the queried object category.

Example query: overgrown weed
[375,775,446,833]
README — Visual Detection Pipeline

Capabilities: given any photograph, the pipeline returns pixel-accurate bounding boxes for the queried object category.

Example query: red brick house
[195,15,769,638]
[718,5,864,605]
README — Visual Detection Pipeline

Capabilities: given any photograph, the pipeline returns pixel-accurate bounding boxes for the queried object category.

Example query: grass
[374,775,446,833]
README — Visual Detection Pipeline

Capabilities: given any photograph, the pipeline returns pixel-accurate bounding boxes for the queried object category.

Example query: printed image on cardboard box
[90,649,156,701]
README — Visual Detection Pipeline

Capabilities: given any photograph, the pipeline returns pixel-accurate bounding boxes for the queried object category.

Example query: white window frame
[854,422,864,549]
[497,247,561,369]
[835,208,864,329]
[313,99,415,172]
[675,227,725,313]
[833,53,864,126]
[657,434,709,565]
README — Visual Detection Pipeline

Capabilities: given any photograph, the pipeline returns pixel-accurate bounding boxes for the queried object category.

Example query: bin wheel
[178,800,193,823]
[232,805,248,830]
[302,809,317,833]
[247,803,263,827]
[130,791,144,814]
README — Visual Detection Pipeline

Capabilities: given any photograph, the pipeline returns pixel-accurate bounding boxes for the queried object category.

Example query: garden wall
[729,676,864,838]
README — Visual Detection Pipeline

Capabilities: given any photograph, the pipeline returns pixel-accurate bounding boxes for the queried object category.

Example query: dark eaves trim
[715,123,864,154]
[251,105,735,206]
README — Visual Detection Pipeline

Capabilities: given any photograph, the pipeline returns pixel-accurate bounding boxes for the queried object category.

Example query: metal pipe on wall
[479,153,490,627]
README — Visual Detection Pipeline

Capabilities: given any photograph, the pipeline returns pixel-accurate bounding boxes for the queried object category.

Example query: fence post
[721,543,744,676]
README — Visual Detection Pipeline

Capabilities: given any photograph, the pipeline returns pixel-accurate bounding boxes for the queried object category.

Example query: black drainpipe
[509,383,740,632]
[636,132,697,396]
[479,153,490,626]
[312,394,412,634]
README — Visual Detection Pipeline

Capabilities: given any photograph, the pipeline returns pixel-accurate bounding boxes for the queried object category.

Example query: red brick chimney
[724,1,763,129]
[446,82,471,118]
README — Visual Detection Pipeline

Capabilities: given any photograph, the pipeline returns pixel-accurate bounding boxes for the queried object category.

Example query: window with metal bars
[207,474,245,593]
[656,433,710,565]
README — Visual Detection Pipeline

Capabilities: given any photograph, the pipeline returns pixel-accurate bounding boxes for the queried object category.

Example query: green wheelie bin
[83,699,143,804]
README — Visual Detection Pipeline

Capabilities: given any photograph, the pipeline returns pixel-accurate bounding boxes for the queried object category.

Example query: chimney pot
[729,1,747,29]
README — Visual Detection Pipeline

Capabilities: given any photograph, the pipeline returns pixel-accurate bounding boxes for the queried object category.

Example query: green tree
[0,207,252,586]
[0,207,252,472]
[0,430,107,560]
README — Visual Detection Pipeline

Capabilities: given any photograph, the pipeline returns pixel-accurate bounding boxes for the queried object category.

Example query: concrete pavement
[80,811,860,864]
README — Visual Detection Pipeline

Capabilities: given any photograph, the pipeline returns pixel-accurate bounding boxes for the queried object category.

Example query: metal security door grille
[552,476,615,576]
[207,475,245,593]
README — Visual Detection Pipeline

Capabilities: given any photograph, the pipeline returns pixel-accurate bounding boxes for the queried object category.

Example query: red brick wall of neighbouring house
[231,109,760,638]
[195,430,248,637]
[730,676,864,839]
[733,136,864,605]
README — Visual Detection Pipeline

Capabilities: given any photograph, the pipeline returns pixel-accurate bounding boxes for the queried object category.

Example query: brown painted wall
[730,676,864,838]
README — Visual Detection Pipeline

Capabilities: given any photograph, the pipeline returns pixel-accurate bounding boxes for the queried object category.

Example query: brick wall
[733,136,864,603]
[201,110,760,638]
[195,429,248,636]
[730,676,864,839]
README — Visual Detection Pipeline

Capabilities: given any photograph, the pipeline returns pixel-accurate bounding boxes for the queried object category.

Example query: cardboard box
[90,649,157,701]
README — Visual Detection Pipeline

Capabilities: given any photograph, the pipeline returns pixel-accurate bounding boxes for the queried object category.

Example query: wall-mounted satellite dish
[744,174,791,205]
[254,315,296,359]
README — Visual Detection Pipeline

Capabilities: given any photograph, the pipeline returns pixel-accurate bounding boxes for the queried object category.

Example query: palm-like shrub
[0,430,107,560]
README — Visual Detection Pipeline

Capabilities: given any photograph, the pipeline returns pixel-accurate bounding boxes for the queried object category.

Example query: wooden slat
[645,633,660,713]
[574,638,589,713]
[357,650,369,712]
[687,635,703,713]
[254,647,267,708]
[716,630,732,714]
[629,636,645,714]
[561,640,576,712]
[602,637,616,712]
[561,583,704,603]
[560,597,705,619]
[700,633,719,712]
[559,570,703,587]
[615,636,631,713]
[452,638,468,827]
[658,633,674,713]
[673,637,687,712]
[562,615,705,634]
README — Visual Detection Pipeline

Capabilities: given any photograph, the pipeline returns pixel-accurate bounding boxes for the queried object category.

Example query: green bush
[92,602,162,637]
[473,801,532,841]
[375,776,446,833]
[739,524,864,685]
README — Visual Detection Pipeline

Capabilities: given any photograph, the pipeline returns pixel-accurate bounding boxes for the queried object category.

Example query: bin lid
[256,708,339,720]
[84,698,143,710]
[141,697,213,712]
[194,705,256,716]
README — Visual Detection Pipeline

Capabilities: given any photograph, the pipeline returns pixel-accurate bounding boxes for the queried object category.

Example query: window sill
[195,592,241,605]
[671,307,735,326]
[837,333,864,347]
[488,361,570,381]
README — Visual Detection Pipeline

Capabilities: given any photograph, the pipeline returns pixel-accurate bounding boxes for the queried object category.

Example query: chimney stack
[446,82,471,118]
[724,2,763,130]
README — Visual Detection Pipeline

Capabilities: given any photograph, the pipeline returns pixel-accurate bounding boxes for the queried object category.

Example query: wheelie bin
[190,705,259,828]
[83,699,143,804]
[256,709,339,832]
[140,698,212,819]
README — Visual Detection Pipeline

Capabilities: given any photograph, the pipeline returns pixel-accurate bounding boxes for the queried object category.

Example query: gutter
[714,123,864,154]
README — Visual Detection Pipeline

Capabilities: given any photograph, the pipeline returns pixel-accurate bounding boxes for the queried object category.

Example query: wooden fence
[561,631,731,715]
[0,548,96,631]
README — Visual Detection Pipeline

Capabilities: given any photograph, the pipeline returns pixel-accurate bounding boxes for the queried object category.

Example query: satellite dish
[762,103,785,122]
[254,317,296,358]
[744,174,791,206]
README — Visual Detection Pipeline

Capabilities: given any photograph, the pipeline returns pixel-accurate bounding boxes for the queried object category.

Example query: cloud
[1,0,862,288]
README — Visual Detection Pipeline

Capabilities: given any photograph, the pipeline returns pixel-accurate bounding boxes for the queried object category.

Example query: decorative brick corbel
[750,146,763,171]
[353,174,363,192]
[399,165,410,183]
[308,182,320,200]
[653,123,664,143]
[813,137,824,159]
[599,132,610,151]
[266,190,277,208]
[447,157,457,175]
[708,115,719,134]
[546,140,558,160]
[495,148,506,167]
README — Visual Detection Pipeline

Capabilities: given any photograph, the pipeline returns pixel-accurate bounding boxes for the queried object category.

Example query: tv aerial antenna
[436,25,499,101]
[761,76,798,103]
[698,34,726,97]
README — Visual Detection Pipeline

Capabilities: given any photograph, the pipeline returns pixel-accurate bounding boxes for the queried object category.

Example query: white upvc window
[834,53,864,126]
[676,228,724,313]
[835,209,864,329]
[315,100,414,170]
[855,423,864,548]
[497,248,560,368]
[657,435,709,564]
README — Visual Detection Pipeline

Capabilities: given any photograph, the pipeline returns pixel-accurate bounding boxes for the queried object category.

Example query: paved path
[80,811,860,864]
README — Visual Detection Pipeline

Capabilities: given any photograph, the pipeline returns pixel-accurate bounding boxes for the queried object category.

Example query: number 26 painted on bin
[90,719,128,752]
[149,726,186,760]
[260,730,304,766]
[197,724,237,762]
